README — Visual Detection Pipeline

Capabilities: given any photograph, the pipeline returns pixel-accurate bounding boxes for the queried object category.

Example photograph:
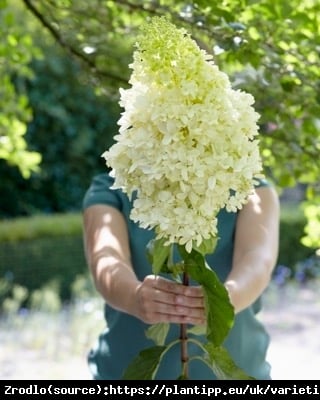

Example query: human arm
[224,185,280,313]
[82,204,205,325]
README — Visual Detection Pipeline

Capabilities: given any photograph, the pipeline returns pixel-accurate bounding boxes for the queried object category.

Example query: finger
[154,300,204,316]
[175,293,205,308]
[151,286,205,309]
[151,275,204,298]
[154,311,206,326]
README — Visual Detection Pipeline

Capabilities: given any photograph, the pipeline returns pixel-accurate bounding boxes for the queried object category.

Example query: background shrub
[277,204,312,269]
[0,213,87,307]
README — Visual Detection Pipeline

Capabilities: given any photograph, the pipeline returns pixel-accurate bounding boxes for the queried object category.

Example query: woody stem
[180,271,189,379]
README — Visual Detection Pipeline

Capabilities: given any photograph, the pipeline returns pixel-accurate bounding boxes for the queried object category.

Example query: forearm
[91,255,141,317]
[225,249,275,313]
[91,255,206,325]
[83,205,141,317]
[225,186,280,313]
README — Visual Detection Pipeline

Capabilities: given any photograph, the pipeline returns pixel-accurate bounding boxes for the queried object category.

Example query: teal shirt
[82,172,272,380]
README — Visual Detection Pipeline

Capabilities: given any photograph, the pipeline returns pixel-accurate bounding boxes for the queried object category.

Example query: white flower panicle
[102,17,263,253]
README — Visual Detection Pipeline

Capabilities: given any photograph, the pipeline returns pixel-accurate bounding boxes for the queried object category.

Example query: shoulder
[244,178,279,216]
[254,177,271,188]
[89,172,115,188]
[82,172,125,211]
[254,177,279,198]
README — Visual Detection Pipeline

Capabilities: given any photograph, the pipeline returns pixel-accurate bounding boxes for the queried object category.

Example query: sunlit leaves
[301,201,320,249]
[0,0,42,178]
[1,1,318,240]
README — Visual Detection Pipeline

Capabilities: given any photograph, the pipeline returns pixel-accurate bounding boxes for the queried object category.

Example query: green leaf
[193,265,234,346]
[145,323,170,346]
[229,22,246,31]
[187,324,206,336]
[205,343,255,380]
[122,345,167,380]
[178,246,234,346]
[192,235,219,256]
[146,237,171,275]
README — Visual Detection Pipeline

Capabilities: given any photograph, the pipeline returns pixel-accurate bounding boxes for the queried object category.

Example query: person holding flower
[82,17,280,380]
[83,172,279,380]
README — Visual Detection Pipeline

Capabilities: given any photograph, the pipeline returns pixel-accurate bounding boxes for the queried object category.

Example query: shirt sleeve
[82,172,123,211]
[255,177,271,188]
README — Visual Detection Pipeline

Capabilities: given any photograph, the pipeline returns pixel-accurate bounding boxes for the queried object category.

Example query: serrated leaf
[122,345,167,380]
[145,323,170,345]
[205,343,255,380]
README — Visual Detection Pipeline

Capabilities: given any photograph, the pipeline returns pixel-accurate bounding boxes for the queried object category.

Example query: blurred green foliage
[0,213,87,305]
[0,212,82,241]
[0,235,87,302]
[0,0,42,177]
[0,43,119,217]
[278,204,312,268]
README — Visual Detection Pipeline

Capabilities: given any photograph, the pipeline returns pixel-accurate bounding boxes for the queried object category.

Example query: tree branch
[22,0,128,85]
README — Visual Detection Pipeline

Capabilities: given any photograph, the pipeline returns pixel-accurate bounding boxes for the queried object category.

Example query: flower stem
[180,271,189,379]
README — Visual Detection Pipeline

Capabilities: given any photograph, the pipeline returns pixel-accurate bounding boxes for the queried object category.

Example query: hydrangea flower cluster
[102,17,263,252]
